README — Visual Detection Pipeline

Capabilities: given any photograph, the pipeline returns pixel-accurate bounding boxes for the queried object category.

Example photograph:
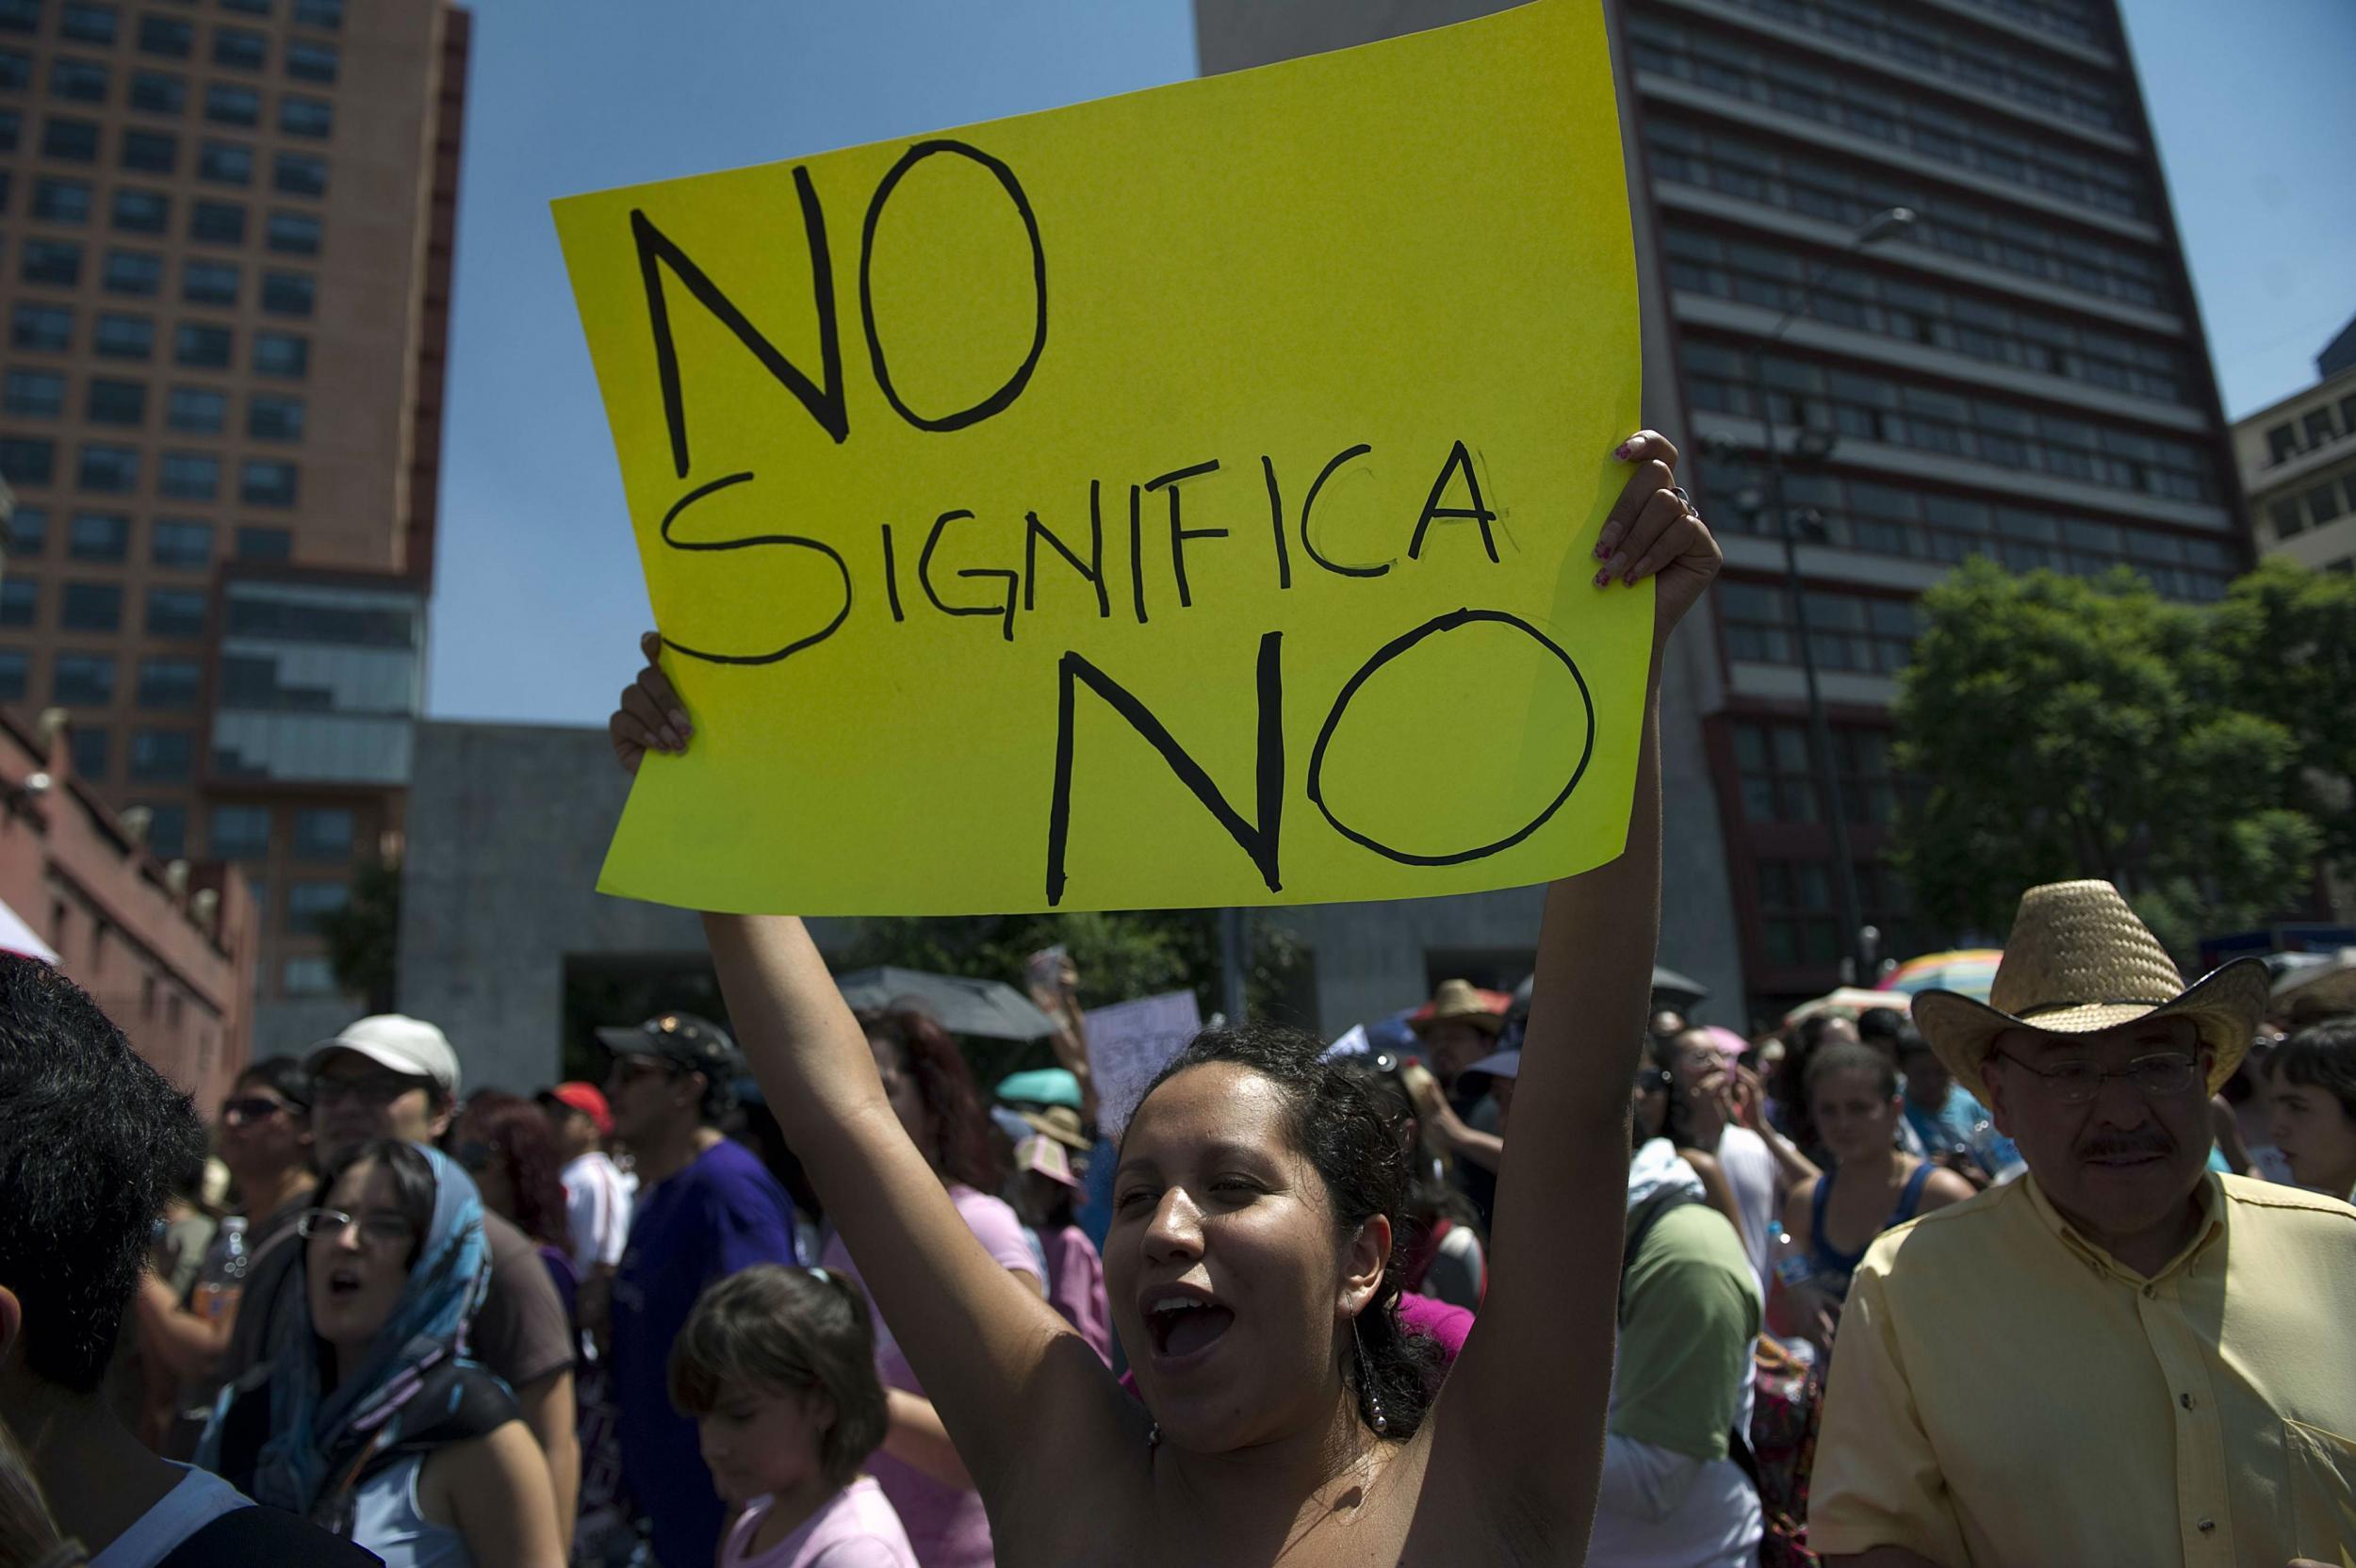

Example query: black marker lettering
[1306,610,1593,864]
[859,140,1048,433]
[631,181,846,481]
[919,508,1019,643]
[1146,460,1224,611]
[880,522,906,622]
[1045,630,1284,906]
[654,471,852,666]
[1407,439,1500,563]
[1023,493,1110,619]
[1127,484,1149,626]
[1262,455,1292,591]
[1300,443,1389,579]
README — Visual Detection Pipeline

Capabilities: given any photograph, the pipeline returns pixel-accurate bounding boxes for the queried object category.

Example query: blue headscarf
[224,1142,495,1517]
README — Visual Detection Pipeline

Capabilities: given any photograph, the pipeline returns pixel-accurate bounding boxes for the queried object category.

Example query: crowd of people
[3,436,2352,1565]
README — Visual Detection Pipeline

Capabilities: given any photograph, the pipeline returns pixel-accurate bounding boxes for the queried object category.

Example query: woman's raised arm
[608,640,1130,1503]
[1420,432,1719,1537]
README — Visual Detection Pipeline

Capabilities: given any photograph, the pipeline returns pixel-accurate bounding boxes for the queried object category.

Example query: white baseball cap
[305,1014,461,1098]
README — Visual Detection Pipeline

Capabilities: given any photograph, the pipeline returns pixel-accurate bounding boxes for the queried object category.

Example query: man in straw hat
[1811,881,2356,1568]
[1413,979,1509,1223]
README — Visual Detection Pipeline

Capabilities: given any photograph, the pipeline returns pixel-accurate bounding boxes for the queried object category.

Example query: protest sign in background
[556,0,1644,916]
[1084,989,1205,1134]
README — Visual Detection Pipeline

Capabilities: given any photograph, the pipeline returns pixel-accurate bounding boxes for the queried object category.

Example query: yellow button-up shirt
[1812,1172,2356,1566]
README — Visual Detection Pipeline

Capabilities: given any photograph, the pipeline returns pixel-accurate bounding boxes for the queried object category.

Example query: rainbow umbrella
[1878,950,2003,1002]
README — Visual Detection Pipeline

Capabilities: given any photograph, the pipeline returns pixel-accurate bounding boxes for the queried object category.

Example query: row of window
[0,157,323,249]
[207,801,352,862]
[10,126,326,200]
[1960,0,2102,49]
[1753,850,1922,972]
[2268,470,2356,544]
[2,577,205,637]
[1642,119,2170,312]
[1661,226,2190,406]
[1719,579,1922,676]
[1625,12,2147,220]
[0,0,345,41]
[1,57,328,139]
[20,56,335,148]
[0,434,297,503]
[1711,0,2119,132]
[2262,395,2356,467]
[1681,339,2220,503]
[0,12,336,75]
[1693,457,2235,600]
[4,503,286,565]
[57,718,194,779]
[11,302,308,373]
[4,239,314,314]
[3,371,303,440]
[1730,718,1902,827]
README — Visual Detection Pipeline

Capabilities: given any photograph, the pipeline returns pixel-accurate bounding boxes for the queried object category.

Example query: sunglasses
[221,1095,291,1126]
[452,1138,499,1174]
[1634,1067,1674,1093]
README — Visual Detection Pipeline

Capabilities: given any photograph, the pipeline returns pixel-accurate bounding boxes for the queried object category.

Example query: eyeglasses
[221,1095,290,1126]
[313,1070,432,1107]
[296,1207,416,1248]
[1988,1051,2200,1105]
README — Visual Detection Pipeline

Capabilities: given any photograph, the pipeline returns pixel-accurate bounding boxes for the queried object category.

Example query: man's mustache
[2077,1128,2174,1160]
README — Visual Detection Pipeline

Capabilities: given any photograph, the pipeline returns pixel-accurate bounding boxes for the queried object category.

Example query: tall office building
[0,0,466,1049]
[1197,0,2249,1014]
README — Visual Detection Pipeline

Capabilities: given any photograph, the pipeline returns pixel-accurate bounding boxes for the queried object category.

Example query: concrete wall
[396,721,707,1092]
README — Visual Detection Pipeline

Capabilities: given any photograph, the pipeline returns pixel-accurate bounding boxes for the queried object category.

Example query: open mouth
[1144,1290,1235,1363]
[325,1266,365,1299]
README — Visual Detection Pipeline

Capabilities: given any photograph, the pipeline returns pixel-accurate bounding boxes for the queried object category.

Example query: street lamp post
[1738,206,1913,981]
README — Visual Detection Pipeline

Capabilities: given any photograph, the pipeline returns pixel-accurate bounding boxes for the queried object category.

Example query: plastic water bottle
[192,1216,249,1322]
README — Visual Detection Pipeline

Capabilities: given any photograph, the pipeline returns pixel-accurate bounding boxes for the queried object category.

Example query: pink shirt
[721,1478,918,1568]
[1041,1222,1114,1364]
[821,1185,1036,1568]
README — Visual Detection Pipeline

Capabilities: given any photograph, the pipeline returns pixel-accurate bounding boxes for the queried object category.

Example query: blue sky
[425,0,2356,725]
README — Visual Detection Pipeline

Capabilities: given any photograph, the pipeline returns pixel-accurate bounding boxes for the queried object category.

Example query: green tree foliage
[2190,558,2356,875]
[1890,558,2326,956]
[321,858,402,1013]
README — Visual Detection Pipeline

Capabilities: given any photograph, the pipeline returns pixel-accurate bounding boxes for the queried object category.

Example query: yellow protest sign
[555,0,1644,916]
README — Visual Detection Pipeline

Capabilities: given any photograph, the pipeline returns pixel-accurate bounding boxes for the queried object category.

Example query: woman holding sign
[609,433,1717,1566]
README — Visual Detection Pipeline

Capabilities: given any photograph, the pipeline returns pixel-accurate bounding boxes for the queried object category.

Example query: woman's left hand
[1595,430,1722,646]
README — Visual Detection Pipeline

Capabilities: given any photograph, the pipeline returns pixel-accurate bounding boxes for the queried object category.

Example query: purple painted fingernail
[669,710,691,731]
[1594,567,1610,588]
[1613,439,1636,460]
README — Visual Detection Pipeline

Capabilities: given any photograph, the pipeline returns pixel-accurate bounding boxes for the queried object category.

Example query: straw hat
[1018,1103,1092,1152]
[1912,880,2271,1105]
[1410,979,1506,1037]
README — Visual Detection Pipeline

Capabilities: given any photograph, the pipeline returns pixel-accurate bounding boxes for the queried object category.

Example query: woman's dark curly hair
[859,1007,1000,1193]
[456,1091,571,1254]
[1124,1022,1446,1442]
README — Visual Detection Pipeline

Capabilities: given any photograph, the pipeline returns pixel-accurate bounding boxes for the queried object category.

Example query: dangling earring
[1147,1419,1161,1449]
[1352,1314,1389,1437]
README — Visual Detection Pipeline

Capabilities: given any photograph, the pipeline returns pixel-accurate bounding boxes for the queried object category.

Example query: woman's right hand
[608,630,693,775]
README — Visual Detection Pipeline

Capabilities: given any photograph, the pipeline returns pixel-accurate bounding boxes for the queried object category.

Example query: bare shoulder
[418,1419,545,1518]
[1919,1167,1978,1210]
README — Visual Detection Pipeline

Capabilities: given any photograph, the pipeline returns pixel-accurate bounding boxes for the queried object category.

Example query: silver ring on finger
[1667,485,1695,514]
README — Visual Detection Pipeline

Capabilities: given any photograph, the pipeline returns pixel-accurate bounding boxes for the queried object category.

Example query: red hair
[461,1090,571,1252]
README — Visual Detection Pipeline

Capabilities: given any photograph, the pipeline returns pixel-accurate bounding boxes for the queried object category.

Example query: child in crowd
[1009,1133,1114,1364]
[670,1266,916,1568]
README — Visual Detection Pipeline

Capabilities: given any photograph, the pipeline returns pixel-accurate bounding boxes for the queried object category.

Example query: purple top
[721,1478,919,1568]
[1041,1222,1113,1364]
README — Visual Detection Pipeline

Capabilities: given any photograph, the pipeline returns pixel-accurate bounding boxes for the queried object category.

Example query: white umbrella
[0,897,57,964]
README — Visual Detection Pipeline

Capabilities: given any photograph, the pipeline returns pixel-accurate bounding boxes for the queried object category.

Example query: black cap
[596,1012,738,1078]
